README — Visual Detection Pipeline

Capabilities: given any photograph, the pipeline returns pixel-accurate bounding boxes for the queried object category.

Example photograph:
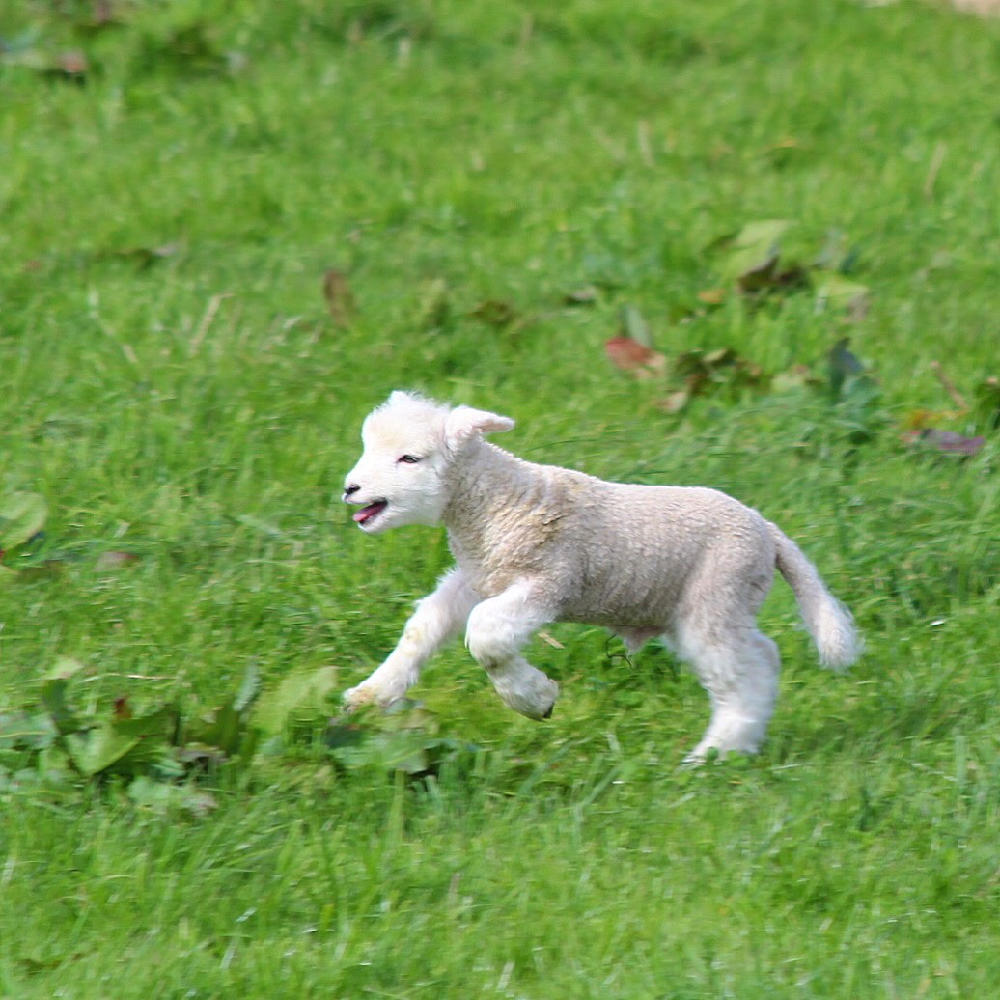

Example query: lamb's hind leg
[465,580,559,719]
[680,625,780,764]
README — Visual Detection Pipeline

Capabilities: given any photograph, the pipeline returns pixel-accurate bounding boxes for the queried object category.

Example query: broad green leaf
[816,273,870,318]
[40,657,86,735]
[718,219,792,285]
[65,706,177,777]
[66,725,139,777]
[186,665,259,757]
[0,492,47,551]
[234,661,262,714]
[0,710,57,750]
[827,338,865,398]
[128,775,218,817]
[252,665,339,739]
[190,700,242,757]
[328,730,478,777]
[621,305,653,348]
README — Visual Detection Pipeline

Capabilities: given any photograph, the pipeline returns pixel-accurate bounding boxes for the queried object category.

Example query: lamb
[342,390,861,761]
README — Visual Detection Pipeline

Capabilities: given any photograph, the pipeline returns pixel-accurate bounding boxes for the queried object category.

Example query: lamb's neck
[442,440,540,537]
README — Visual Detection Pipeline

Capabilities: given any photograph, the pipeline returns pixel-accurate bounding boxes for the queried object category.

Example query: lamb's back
[545,471,773,627]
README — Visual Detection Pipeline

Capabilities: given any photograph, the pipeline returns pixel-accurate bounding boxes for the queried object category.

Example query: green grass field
[2,0,999,996]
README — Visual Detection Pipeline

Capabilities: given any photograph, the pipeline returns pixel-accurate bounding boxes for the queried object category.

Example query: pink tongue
[353,502,384,523]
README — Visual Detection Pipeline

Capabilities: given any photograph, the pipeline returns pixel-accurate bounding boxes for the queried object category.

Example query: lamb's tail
[769,522,862,671]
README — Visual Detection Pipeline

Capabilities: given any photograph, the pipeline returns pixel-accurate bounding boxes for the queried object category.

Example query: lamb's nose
[343,483,360,499]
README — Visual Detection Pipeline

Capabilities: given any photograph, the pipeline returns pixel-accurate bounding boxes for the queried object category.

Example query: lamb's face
[344,391,515,534]
[342,396,453,534]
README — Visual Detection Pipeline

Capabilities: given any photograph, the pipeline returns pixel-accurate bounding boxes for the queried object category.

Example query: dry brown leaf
[605,337,667,379]
[323,269,355,326]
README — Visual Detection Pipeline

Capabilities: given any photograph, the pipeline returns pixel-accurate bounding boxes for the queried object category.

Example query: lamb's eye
[397,454,421,464]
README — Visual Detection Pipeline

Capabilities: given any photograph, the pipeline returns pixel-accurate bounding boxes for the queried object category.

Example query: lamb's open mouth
[353,499,388,525]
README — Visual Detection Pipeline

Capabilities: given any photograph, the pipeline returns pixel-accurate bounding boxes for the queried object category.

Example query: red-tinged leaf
[903,429,986,457]
[113,697,132,721]
[96,550,141,571]
[56,50,88,76]
[605,337,666,378]
[322,269,355,326]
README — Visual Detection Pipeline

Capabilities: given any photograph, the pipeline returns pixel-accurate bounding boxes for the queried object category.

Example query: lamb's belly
[556,572,684,629]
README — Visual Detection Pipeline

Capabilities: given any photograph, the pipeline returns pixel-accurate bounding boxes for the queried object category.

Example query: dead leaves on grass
[711,219,869,317]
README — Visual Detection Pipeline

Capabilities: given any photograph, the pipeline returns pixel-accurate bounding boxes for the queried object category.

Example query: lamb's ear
[387,389,418,406]
[444,405,515,450]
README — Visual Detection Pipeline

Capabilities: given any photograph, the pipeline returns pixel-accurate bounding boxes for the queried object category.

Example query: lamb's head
[343,390,514,533]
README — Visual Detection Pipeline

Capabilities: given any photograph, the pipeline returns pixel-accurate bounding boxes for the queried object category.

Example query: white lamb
[342,390,861,761]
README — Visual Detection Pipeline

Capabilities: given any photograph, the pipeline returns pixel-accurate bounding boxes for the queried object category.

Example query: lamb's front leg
[465,580,559,720]
[344,568,479,711]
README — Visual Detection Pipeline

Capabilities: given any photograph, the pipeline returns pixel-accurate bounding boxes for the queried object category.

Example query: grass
[1,0,999,996]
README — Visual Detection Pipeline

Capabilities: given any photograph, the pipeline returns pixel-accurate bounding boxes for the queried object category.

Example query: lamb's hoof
[342,684,376,713]
[541,704,554,720]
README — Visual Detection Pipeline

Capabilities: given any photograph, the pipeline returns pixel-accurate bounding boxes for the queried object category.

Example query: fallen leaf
[564,286,599,306]
[0,492,47,552]
[814,229,850,271]
[605,337,666,378]
[717,219,792,286]
[659,346,768,410]
[127,775,218,817]
[469,300,517,326]
[901,408,962,431]
[96,550,141,571]
[1,45,89,81]
[322,269,355,326]
[113,242,181,269]
[902,429,986,456]
[656,389,693,414]
[57,50,88,76]
[816,273,870,320]
[697,288,726,305]
[140,22,230,77]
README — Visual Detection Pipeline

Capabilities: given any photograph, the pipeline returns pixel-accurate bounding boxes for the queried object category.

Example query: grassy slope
[1,0,999,996]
